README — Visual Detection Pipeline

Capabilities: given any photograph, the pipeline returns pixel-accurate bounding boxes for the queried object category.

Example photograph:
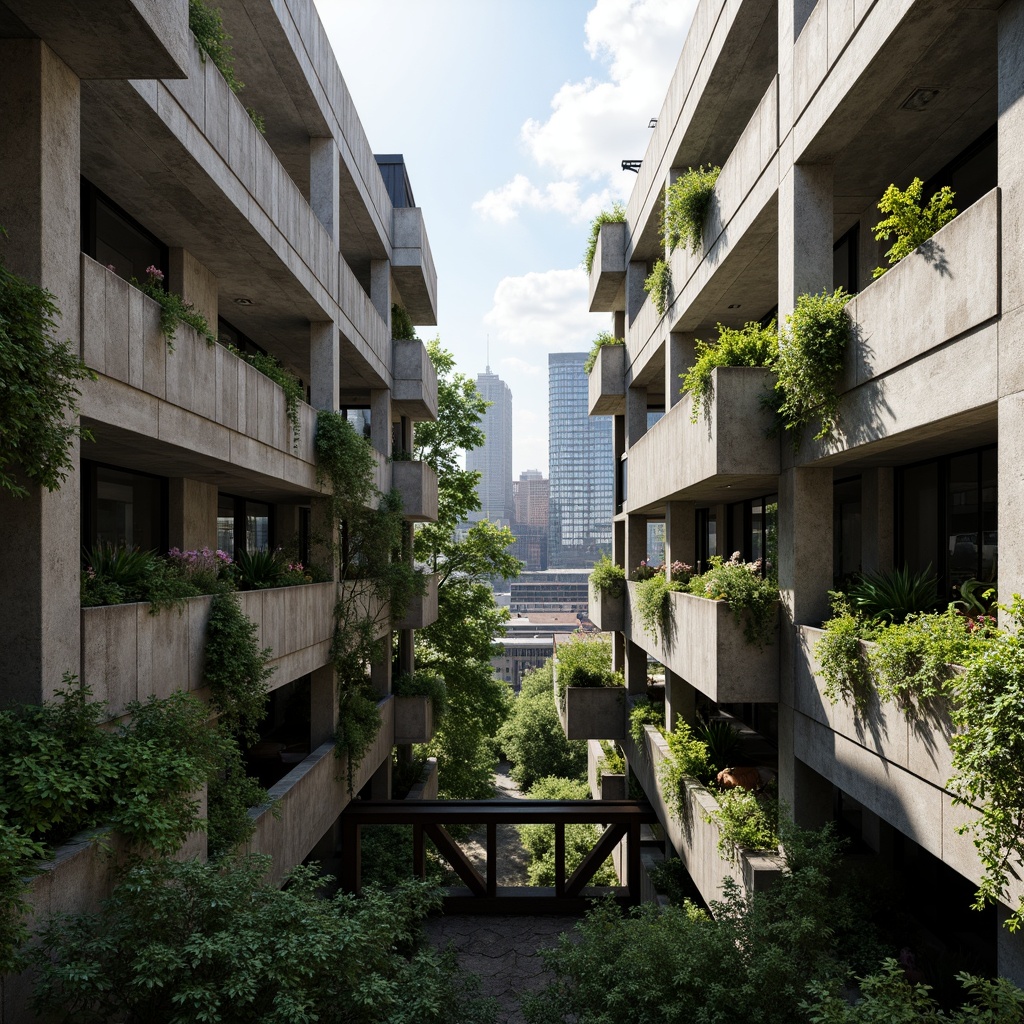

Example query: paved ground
[425,913,577,1024]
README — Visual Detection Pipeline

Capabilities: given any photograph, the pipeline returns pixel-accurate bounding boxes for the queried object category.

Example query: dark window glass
[83,461,166,552]
[81,178,167,285]
[246,502,270,552]
[832,224,859,295]
[900,462,940,583]
[833,477,862,584]
[218,494,274,556]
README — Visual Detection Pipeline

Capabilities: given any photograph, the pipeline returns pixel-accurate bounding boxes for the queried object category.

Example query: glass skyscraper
[466,367,514,527]
[548,352,613,568]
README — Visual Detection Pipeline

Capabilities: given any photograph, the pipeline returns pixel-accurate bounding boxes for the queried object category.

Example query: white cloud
[473,174,620,224]
[483,269,598,352]
[500,356,543,377]
[523,0,696,179]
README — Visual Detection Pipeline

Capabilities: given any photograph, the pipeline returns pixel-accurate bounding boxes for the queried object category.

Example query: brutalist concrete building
[0,0,439,997]
[586,0,1024,981]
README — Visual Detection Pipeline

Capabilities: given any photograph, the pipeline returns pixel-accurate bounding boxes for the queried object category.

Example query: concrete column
[664,500,695,570]
[370,655,392,699]
[309,320,339,412]
[168,248,217,330]
[626,386,648,449]
[626,261,647,324]
[624,640,648,696]
[778,163,833,321]
[625,514,647,574]
[666,333,696,409]
[370,389,392,458]
[397,628,414,677]
[998,394,1024,629]
[665,669,695,731]
[0,40,81,704]
[168,478,217,551]
[309,136,340,250]
[367,759,391,799]
[860,468,894,574]
[310,664,339,747]
[370,259,390,325]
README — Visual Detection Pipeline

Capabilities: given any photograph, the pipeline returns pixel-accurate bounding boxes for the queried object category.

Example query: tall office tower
[467,367,514,527]
[511,470,550,570]
[548,353,613,568]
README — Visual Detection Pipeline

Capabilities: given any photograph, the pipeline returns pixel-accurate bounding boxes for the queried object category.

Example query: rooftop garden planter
[393,695,434,745]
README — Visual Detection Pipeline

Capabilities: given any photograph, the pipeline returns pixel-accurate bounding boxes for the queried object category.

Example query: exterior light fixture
[901,88,941,111]
[621,159,642,173]
[728,303,741,309]
[648,118,658,128]
[234,297,254,306]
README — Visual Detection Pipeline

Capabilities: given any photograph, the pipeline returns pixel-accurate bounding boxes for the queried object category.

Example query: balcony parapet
[589,580,624,633]
[588,740,627,801]
[588,343,626,417]
[393,695,434,745]
[625,367,779,512]
[391,207,439,326]
[625,584,779,703]
[392,338,439,422]
[622,723,784,908]
[554,668,626,741]
[396,571,439,630]
[392,460,439,522]
[588,221,627,313]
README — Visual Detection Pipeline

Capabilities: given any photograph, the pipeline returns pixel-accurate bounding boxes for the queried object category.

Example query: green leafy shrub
[634,574,682,644]
[554,633,620,707]
[228,345,303,449]
[26,856,497,1024]
[497,662,587,790]
[708,788,779,856]
[133,266,215,350]
[583,330,623,374]
[845,564,938,624]
[664,165,720,254]
[394,669,448,725]
[233,546,288,590]
[769,287,851,449]
[872,178,958,278]
[658,722,712,821]
[814,593,877,710]
[590,553,625,598]
[189,0,243,92]
[644,258,671,316]
[517,777,617,887]
[391,302,417,340]
[582,201,626,274]
[629,697,665,744]
[680,320,777,424]
[0,247,94,498]
[693,718,741,770]
[687,554,778,647]
[598,741,625,776]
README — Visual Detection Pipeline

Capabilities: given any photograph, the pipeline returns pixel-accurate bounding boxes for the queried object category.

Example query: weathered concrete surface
[588,220,626,313]
[397,571,440,630]
[392,338,440,421]
[392,459,440,522]
[588,341,626,416]
[393,695,434,745]
[588,580,624,632]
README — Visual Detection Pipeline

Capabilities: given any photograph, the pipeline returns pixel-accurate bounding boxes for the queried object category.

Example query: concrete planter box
[80,255,318,474]
[555,674,626,741]
[397,571,439,630]
[623,723,784,908]
[588,342,626,416]
[625,584,779,703]
[625,367,779,513]
[80,582,337,717]
[391,206,438,325]
[589,579,625,632]
[392,338,439,421]
[588,739,627,800]
[588,220,626,313]
[248,697,394,886]
[405,757,439,800]
[393,695,434,745]
[392,460,439,522]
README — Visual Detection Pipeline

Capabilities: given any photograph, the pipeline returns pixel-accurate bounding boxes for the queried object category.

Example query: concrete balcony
[623,723,784,907]
[394,695,434,745]
[589,580,624,633]
[80,582,337,719]
[79,256,319,490]
[248,696,395,886]
[626,584,779,703]
[588,220,626,312]
[392,460,439,522]
[405,757,440,800]
[588,740,627,800]
[554,674,626,741]
[587,342,626,417]
[792,626,1023,909]
[799,189,1001,464]
[392,338,439,422]
[391,206,439,326]
[339,256,390,375]
[396,571,439,630]
[625,367,779,512]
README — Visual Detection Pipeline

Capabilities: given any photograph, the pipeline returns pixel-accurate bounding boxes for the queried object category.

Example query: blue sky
[315,0,696,475]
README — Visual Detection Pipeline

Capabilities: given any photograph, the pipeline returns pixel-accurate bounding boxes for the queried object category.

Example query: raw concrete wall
[589,580,625,633]
[396,572,439,630]
[392,460,439,522]
[392,339,439,421]
[588,343,626,417]
[588,221,627,312]
[394,695,433,745]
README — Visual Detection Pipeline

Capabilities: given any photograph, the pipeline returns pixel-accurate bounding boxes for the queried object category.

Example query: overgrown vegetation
[657,721,713,821]
[663,165,720,255]
[0,246,94,498]
[872,178,958,278]
[391,303,417,341]
[25,857,497,1024]
[589,554,625,598]
[583,330,623,374]
[634,574,682,644]
[708,788,780,856]
[687,554,778,648]
[228,344,304,449]
[769,287,851,449]
[582,201,626,274]
[554,633,621,707]
[679,320,777,424]
[644,258,671,316]
[133,265,216,350]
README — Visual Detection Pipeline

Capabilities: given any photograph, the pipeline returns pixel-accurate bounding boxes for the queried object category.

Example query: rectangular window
[81,178,167,285]
[82,461,167,553]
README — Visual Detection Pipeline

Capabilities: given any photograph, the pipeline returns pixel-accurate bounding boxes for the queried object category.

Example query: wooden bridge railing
[340,799,658,913]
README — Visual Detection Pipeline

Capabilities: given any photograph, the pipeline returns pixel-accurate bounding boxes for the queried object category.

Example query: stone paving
[424,913,578,1024]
